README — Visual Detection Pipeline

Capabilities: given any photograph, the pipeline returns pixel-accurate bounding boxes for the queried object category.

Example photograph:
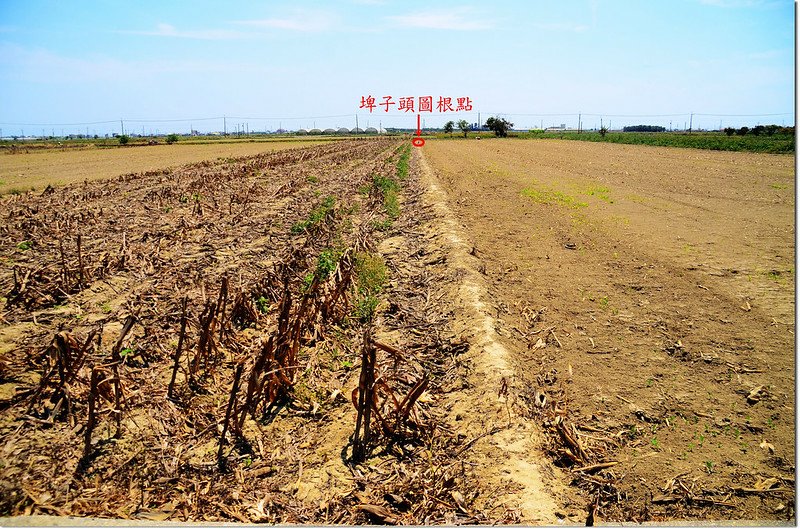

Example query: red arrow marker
[412,114,425,147]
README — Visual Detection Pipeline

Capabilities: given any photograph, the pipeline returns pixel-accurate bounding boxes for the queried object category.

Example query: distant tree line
[623,125,666,133]
[723,125,794,137]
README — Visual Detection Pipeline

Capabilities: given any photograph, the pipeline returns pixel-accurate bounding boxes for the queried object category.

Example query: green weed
[765,270,784,283]
[353,252,387,323]
[16,240,33,251]
[372,219,393,231]
[372,169,402,223]
[522,187,587,208]
[372,173,398,195]
[255,296,269,314]
[396,144,411,180]
[586,185,613,203]
[291,195,336,234]
[315,248,341,280]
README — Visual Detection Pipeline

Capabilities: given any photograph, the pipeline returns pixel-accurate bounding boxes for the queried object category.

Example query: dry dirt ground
[423,138,795,523]
[0,137,794,526]
[0,141,324,195]
[0,138,560,525]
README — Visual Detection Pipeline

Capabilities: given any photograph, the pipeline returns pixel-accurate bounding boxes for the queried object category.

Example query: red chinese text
[359,95,473,113]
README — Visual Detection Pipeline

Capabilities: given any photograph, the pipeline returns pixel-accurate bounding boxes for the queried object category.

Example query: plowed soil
[0,140,324,195]
[423,138,795,523]
[0,139,556,525]
[0,136,794,525]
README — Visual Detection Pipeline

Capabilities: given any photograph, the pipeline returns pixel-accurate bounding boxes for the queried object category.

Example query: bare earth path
[423,138,795,523]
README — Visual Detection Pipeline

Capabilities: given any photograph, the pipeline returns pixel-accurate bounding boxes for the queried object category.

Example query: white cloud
[389,7,494,31]
[233,10,338,32]
[120,23,247,40]
[0,43,270,84]
[533,22,590,33]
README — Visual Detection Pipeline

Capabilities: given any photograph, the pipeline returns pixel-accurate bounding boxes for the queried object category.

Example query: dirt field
[423,138,795,522]
[0,138,562,525]
[0,137,794,525]
[0,141,323,195]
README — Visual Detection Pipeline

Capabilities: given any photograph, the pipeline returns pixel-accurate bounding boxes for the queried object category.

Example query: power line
[694,112,793,117]
[0,111,792,129]
[0,119,119,126]
[124,116,223,123]
[227,114,354,120]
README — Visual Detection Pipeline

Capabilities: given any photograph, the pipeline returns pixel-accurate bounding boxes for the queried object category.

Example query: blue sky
[0,0,794,135]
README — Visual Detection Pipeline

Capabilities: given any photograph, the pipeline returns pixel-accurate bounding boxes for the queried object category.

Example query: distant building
[544,124,578,132]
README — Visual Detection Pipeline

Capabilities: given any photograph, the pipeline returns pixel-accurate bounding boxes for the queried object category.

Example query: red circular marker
[412,137,425,147]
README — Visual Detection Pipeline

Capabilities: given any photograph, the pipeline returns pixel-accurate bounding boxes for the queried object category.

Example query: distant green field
[432,130,795,154]
[519,131,795,154]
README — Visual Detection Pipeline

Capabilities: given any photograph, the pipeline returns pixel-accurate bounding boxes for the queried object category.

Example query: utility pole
[578,113,582,133]
[223,116,227,136]
[478,112,481,130]
[355,114,358,132]
[689,113,693,134]
[120,119,124,136]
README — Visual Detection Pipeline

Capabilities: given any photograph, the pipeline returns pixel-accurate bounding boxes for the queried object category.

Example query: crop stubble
[0,135,794,524]
[0,140,325,195]
[0,138,548,524]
